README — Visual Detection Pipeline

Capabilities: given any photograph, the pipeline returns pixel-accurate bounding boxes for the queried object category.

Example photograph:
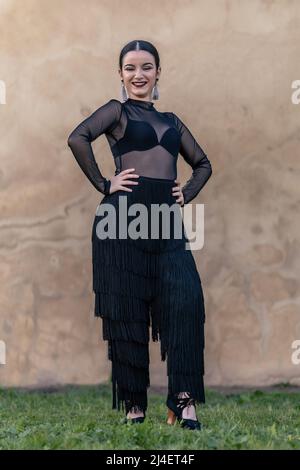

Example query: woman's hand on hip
[109,168,140,194]
[172,179,185,207]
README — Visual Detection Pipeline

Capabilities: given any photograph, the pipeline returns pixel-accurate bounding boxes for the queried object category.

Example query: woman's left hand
[172,179,185,207]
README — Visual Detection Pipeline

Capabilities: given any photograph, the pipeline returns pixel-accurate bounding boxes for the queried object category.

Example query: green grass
[0,384,300,450]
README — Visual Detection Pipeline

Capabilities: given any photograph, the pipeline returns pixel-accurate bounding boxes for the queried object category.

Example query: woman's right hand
[109,168,140,194]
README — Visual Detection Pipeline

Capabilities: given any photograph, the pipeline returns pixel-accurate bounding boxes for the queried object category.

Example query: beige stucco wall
[1,0,300,389]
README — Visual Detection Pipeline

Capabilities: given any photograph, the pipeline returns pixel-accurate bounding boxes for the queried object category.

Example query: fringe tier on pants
[91,176,205,415]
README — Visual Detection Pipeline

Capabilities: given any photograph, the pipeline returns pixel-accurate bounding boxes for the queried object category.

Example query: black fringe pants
[91,176,205,415]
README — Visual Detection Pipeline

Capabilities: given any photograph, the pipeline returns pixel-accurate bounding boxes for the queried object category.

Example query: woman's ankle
[177,391,197,421]
[126,407,144,419]
[182,404,197,420]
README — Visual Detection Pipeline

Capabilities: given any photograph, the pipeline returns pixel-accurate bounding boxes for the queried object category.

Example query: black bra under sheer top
[67,97,212,205]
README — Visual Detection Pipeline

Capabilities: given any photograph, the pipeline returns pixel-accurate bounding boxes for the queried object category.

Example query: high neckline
[126,98,154,109]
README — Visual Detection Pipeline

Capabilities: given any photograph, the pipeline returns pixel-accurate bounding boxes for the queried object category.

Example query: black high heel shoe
[125,416,145,424]
[166,392,202,430]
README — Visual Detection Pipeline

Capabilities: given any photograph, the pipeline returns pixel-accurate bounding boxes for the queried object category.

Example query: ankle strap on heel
[169,392,196,416]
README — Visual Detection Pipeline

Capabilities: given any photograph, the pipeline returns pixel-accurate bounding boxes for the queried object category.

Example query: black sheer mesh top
[67,97,212,205]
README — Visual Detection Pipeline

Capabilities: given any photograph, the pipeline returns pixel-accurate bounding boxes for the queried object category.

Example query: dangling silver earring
[120,81,128,102]
[151,80,159,100]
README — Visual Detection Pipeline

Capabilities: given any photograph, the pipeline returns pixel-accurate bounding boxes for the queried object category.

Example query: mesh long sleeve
[67,99,122,195]
[172,112,212,205]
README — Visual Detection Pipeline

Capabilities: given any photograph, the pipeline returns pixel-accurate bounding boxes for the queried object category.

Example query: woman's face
[119,50,160,101]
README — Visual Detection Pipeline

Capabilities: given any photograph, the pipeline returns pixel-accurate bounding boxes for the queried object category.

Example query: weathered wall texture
[1,0,300,389]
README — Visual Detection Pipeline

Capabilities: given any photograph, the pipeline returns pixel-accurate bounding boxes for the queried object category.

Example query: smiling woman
[119,42,160,103]
[67,39,212,430]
